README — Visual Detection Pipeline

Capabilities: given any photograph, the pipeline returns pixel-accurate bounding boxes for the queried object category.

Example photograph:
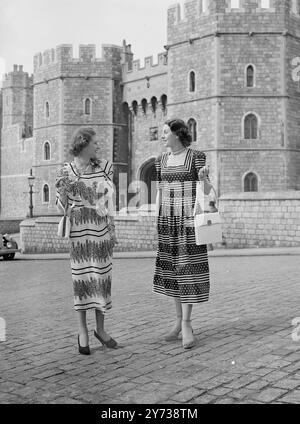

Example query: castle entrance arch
[139,158,157,205]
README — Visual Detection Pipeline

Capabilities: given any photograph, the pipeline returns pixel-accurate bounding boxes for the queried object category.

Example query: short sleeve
[155,155,162,189]
[194,150,206,176]
[103,160,113,181]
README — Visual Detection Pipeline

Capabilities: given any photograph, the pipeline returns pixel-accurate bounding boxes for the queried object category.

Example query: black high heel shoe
[94,330,117,349]
[78,335,90,355]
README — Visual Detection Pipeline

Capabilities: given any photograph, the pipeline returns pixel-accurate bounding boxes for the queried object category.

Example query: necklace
[73,159,91,176]
[170,147,187,156]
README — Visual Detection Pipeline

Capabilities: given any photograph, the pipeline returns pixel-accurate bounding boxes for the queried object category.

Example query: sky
[0,0,179,83]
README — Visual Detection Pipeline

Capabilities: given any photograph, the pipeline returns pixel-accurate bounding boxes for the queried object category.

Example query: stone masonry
[1,0,300,248]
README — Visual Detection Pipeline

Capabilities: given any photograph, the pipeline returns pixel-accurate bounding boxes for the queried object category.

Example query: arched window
[189,71,196,92]
[45,102,49,118]
[84,98,91,115]
[141,98,148,115]
[161,94,167,114]
[43,184,50,203]
[246,65,254,87]
[44,141,51,160]
[151,97,158,115]
[132,100,138,116]
[187,118,197,142]
[244,172,258,192]
[244,113,258,139]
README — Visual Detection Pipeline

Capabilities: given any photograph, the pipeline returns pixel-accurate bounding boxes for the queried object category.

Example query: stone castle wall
[20,214,158,253]
[19,192,300,253]
[220,191,300,247]
[0,124,35,219]
[32,44,123,217]
[122,51,168,184]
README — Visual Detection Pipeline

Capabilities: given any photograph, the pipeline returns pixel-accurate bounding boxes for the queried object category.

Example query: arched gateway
[139,158,157,205]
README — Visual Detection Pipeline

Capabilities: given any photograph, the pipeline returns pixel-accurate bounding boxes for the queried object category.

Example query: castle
[1,0,300,245]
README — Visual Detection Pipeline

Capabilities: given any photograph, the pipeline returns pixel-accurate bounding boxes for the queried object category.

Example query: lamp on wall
[27,168,35,218]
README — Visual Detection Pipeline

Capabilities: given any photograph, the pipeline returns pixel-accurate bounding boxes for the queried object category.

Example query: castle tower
[32,43,125,215]
[0,65,34,219]
[166,0,300,194]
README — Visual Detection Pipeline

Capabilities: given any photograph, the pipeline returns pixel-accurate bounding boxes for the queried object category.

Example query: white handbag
[193,181,223,245]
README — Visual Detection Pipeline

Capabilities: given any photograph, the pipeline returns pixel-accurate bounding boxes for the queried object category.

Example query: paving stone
[278,390,300,403]
[0,256,299,404]
[250,388,288,403]
[272,378,300,390]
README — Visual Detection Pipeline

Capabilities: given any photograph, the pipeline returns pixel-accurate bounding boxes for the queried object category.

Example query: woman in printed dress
[56,127,118,355]
[154,119,210,349]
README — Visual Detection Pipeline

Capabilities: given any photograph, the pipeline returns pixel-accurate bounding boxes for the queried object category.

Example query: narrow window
[132,100,138,116]
[151,97,158,115]
[45,102,49,118]
[244,173,258,192]
[43,184,50,203]
[161,94,167,114]
[187,118,197,142]
[150,127,158,141]
[189,71,196,92]
[246,65,254,87]
[141,98,148,115]
[44,142,51,160]
[84,98,91,115]
[244,113,258,139]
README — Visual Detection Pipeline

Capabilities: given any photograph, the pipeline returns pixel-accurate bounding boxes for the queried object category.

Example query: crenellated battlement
[123,52,167,74]
[2,65,33,88]
[33,43,124,72]
[167,0,296,28]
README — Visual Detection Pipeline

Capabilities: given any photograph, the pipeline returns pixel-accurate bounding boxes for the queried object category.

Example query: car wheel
[3,253,15,260]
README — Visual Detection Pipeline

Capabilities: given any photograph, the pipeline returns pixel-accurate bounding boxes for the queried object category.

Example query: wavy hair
[69,127,96,156]
[165,119,192,147]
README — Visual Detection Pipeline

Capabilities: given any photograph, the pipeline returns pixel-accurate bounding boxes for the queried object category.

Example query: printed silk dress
[153,148,210,304]
[55,158,114,312]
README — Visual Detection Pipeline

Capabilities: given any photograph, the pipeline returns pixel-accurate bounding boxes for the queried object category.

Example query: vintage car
[0,234,20,260]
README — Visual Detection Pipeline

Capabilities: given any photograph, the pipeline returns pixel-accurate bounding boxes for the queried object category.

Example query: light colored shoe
[164,315,182,342]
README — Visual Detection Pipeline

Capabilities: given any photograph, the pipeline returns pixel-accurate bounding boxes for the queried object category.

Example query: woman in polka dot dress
[153,119,210,349]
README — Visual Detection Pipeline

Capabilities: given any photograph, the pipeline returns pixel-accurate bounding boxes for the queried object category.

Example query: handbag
[193,181,223,245]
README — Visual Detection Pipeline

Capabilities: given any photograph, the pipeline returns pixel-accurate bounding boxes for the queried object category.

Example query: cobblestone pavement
[0,255,299,404]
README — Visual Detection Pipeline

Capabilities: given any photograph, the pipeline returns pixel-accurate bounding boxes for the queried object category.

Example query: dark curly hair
[165,119,192,147]
[69,127,96,156]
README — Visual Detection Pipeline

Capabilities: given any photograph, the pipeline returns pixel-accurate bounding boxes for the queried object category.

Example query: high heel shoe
[94,330,117,349]
[182,320,196,350]
[77,334,90,355]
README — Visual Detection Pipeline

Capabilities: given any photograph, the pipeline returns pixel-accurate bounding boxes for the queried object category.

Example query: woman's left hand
[198,166,209,181]
[111,231,118,247]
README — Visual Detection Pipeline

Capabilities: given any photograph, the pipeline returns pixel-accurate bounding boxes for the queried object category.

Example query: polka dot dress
[153,149,210,304]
